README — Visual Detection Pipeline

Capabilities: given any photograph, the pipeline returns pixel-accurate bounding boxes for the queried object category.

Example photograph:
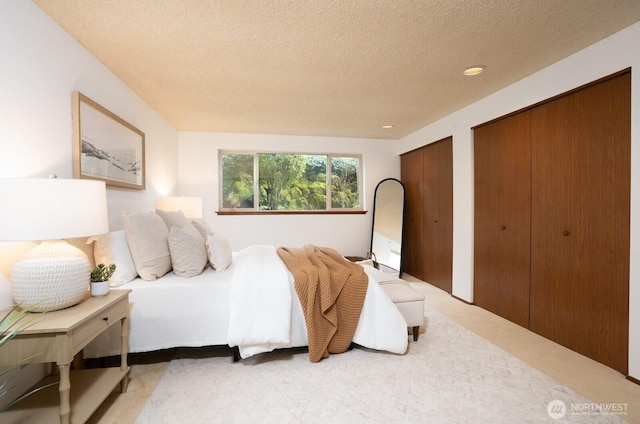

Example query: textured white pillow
[122,211,172,281]
[191,219,214,241]
[86,230,138,286]
[205,233,232,272]
[168,223,208,277]
[155,209,188,230]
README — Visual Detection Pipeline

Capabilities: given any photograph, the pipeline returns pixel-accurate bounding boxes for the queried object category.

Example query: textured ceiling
[33,0,640,140]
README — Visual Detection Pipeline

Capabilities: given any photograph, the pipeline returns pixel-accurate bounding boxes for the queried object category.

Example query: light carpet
[135,306,626,424]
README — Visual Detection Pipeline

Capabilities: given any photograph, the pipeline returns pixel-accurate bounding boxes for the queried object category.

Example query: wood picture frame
[73,91,145,190]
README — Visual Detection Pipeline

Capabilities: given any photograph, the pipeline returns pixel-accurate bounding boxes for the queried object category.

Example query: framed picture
[73,91,145,190]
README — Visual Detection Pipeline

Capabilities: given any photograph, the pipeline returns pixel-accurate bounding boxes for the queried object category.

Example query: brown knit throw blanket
[277,245,368,362]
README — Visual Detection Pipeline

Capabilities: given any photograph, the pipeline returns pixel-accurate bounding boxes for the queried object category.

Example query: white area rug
[135,306,626,424]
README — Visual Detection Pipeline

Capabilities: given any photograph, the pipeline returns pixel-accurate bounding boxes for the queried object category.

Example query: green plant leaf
[90,263,117,282]
[0,380,58,413]
[0,301,49,411]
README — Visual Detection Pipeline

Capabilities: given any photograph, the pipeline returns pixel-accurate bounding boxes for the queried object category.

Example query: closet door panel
[473,113,531,327]
[423,137,453,293]
[530,72,630,373]
[401,148,425,280]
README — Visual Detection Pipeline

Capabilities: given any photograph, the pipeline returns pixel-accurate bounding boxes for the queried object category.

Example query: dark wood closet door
[474,113,532,327]
[530,72,630,373]
[422,137,453,293]
[400,148,425,280]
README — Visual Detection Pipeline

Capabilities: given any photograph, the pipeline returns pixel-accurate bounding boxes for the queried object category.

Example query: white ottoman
[380,281,425,341]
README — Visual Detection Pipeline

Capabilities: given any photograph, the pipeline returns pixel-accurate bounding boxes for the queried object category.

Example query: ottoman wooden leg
[412,326,419,341]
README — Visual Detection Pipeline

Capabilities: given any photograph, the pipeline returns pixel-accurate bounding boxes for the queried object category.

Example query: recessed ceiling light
[464,65,486,76]
[382,125,394,129]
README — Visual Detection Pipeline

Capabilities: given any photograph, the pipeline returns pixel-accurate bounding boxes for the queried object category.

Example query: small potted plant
[90,263,116,296]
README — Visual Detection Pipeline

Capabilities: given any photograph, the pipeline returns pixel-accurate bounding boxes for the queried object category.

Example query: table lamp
[0,178,109,312]
[155,196,203,219]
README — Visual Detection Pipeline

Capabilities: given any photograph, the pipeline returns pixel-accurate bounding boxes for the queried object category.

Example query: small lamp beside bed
[0,177,108,312]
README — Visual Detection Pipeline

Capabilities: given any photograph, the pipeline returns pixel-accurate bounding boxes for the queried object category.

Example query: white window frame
[218,150,363,213]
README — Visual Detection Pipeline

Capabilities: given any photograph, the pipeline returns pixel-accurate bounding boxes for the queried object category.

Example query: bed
[82,211,408,362]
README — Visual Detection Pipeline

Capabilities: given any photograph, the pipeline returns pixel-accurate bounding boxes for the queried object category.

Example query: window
[220,151,362,212]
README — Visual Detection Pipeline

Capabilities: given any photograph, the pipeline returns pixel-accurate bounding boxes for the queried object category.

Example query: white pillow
[86,230,138,286]
[191,219,214,241]
[155,209,188,230]
[205,233,232,272]
[168,223,208,277]
[122,211,172,281]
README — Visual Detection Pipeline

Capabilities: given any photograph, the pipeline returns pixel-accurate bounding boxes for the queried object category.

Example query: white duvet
[228,245,408,359]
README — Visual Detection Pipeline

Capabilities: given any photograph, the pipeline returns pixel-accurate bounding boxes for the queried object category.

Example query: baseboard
[626,374,640,386]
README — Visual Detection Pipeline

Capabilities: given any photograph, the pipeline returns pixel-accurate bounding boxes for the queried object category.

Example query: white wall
[0,0,179,296]
[0,1,179,408]
[178,132,400,256]
[0,1,179,229]
[397,21,640,379]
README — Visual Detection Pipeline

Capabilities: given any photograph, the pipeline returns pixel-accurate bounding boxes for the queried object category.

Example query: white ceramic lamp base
[10,240,90,312]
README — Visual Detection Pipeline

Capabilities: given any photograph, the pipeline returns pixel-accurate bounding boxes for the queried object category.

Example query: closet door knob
[563,230,570,236]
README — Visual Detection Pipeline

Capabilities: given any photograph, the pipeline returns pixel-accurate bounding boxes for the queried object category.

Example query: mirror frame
[369,177,405,275]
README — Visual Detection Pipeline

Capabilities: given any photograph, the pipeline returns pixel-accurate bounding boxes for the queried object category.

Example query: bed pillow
[168,223,208,277]
[191,219,214,241]
[122,211,172,281]
[86,230,138,286]
[155,209,189,230]
[205,233,232,272]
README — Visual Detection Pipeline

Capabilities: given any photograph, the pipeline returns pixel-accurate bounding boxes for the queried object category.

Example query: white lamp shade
[0,178,109,241]
[155,196,203,219]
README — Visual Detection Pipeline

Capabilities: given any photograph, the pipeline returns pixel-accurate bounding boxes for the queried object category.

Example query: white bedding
[84,248,408,360]
[83,262,236,358]
[228,245,299,358]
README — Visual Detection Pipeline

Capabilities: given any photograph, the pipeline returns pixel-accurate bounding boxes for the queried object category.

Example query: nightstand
[0,289,130,424]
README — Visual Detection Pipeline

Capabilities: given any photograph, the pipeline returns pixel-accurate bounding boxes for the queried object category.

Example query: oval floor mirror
[369,178,405,276]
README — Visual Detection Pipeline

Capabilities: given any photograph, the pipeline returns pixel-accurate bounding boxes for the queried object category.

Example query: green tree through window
[221,154,254,208]
[220,152,361,211]
[331,156,359,208]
